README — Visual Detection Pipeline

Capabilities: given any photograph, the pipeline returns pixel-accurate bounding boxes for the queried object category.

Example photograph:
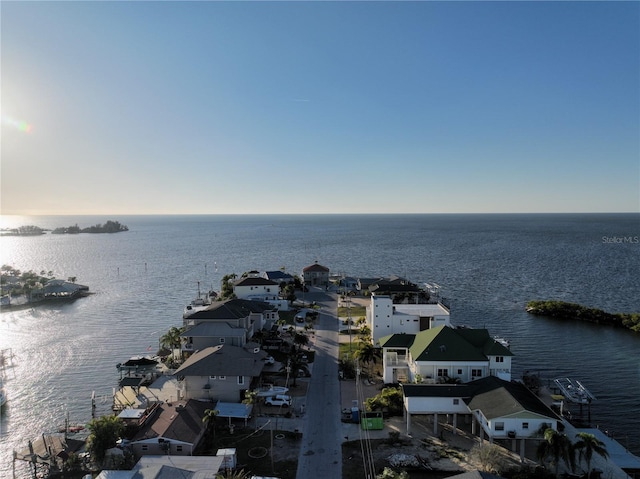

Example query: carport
[401,384,474,436]
[214,401,253,427]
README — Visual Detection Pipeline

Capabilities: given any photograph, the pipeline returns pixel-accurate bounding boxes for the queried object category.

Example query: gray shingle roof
[132,399,209,444]
[185,298,275,320]
[234,277,278,287]
[173,345,266,377]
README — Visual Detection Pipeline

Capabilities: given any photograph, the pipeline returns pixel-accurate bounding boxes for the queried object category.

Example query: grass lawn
[338,306,366,318]
[205,426,301,479]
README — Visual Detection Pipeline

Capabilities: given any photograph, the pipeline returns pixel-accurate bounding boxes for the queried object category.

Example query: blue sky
[1,1,638,214]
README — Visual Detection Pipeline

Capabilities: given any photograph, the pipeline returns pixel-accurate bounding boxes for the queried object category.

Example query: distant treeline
[1,220,129,236]
[53,220,129,234]
[526,300,640,333]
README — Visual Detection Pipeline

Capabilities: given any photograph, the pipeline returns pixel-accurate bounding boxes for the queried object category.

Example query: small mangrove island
[526,300,640,333]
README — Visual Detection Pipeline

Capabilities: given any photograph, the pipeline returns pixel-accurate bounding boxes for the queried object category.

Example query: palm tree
[160,326,185,359]
[358,325,372,342]
[293,331,309,350]
[243,390,259,428]
[536,427,575,476]
[574,432,608,478]
[216,469,252,479]
[203,408,220,441]
[354,342,378,379]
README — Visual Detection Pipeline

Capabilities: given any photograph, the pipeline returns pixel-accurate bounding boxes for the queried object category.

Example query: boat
[493,336,510,349]
[256,385,289,397]
[553,377,596,404]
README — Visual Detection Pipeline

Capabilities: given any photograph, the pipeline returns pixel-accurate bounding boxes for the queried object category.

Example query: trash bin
[360,412,383,430]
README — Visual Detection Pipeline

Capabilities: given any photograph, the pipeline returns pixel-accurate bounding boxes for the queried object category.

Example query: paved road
[296,289,343,479]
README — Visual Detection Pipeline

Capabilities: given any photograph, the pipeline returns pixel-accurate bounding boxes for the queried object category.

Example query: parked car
[264,395,291,407]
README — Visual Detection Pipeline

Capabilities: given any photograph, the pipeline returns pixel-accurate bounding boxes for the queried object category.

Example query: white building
[369,295,450,344]
[233,277,280,301]
[379,325,513,384]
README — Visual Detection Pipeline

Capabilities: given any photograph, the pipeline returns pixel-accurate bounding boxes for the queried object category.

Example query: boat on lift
[553,377,596,404]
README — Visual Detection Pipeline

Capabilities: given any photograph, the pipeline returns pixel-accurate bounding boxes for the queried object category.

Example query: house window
[219,375,226,380]
[176,446,183,452]
[457,369,463,375]
[496,356,504,363]
[453,399,459,405]
[437,369,448,377]
[209,376,216,380]
[142,445,148,451]
[220,338,225,343]
[522,422,529,430]
[238,376,245,385]
[495,422,505,431]
[471,369,482,378]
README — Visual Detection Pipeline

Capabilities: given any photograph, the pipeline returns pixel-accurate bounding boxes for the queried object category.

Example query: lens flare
[2,116,33,133]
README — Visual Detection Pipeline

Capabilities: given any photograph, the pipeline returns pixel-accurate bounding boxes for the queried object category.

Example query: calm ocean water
[1,213,639,477]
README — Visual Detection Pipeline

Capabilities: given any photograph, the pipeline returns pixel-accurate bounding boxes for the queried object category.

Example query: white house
[379,325,513,384]
[233,277,280,301]
[369,295,451,344]
[401,377,560,459]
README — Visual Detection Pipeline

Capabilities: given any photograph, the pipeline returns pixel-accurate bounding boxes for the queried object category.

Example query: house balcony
[384,353,408,367]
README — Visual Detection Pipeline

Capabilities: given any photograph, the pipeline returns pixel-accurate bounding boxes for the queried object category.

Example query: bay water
[0,213,638,477]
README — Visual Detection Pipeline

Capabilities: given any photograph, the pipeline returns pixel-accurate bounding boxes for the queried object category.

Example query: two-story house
[379,325,513,384]
[173,343,268,403]
[233,276,280,301]
[369,295,451,344]
[182,299,279,354]
[302,261,330,287]
[401,376,560,458]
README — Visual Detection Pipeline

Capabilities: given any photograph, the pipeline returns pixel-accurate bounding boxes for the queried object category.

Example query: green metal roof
[410,326,488,361]
[378,333,416,348]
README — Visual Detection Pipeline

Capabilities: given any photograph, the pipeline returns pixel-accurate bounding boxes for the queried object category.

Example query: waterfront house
[302,261,330,287]
[401,376,560,458]
[368,275,422,298]
[379,325,513,384]
[29,279,89,302]
[369,294,451,344]
[181,322,248,354]
[357,277,384,293]
[263,270,295,284]
[233,276,279,301]
[129,399,209,457]
[182,298,279,340]
[464,376,560,443]
[173,344,267,402]
[96,455,225,479]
